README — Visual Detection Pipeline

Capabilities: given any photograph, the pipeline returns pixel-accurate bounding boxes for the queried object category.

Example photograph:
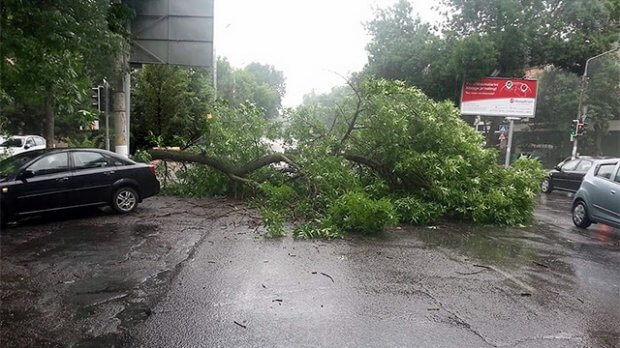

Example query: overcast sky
[215,0,439,107]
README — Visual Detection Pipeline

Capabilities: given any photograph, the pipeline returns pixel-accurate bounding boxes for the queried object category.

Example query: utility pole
[572,47,619,159]
[112,55,130,157]
[112,4,131,158]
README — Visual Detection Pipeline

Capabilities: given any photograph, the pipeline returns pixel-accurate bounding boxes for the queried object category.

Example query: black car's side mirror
[24,144,31,150]
[19,170,35,180]
[554,165,562,171]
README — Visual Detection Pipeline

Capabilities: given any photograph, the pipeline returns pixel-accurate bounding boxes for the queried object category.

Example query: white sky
[215,0,439,107]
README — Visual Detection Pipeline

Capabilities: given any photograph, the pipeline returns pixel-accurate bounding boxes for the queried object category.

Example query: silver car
[572,158,620,229]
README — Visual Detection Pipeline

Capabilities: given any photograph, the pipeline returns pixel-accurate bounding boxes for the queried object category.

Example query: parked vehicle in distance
[541,156,609,194]
[0,135,47,157]
[0,148,160,227]
[572,158,620,229]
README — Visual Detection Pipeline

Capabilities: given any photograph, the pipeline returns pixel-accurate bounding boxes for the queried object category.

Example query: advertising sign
[460,78,538,117]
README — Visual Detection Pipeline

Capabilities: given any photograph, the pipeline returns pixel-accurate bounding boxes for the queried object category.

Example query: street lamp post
[572,47,619,159]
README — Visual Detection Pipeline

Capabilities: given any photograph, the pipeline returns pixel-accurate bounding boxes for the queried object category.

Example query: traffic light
[91,86,101,112]
[576,121,587,136]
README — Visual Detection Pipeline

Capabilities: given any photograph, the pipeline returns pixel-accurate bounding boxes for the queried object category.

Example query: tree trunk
[44,90,55,148]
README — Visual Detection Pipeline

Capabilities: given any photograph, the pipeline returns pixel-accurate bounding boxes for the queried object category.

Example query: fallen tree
[144,78,546,237]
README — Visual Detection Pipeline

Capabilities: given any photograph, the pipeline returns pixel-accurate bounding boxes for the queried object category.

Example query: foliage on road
[151,78,546,237]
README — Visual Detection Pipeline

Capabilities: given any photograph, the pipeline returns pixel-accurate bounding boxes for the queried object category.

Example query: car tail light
[148,163,157,175]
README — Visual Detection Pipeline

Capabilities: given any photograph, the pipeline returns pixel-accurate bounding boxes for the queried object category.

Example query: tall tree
[131,65,216,150]
[366,0,619,99]
[216,58,286,119]
[365,0,619,149]
[0,0,129,145]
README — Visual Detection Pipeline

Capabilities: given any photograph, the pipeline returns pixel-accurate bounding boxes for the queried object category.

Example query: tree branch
[343,152,430,191]
[148,149,299,178]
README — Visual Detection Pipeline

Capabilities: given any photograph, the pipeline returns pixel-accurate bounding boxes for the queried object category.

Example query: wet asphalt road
[1,193,619,347]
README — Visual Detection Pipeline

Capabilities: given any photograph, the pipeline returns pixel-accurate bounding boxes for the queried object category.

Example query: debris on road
[233,321,247,329]
[532,261,549,268]
[320,272,334,283]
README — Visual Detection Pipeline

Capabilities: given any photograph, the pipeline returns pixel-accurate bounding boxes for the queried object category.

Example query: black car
[0,148,160,226]
[541,156,608,194]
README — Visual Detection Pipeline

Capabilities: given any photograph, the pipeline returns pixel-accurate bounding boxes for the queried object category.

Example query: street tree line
[364,0,619,155]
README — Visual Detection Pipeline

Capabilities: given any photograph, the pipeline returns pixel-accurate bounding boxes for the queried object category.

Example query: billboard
[460,78,538,117]
[129,0,214,67]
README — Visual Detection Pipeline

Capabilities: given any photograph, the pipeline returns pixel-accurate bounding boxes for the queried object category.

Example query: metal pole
[104,79,110,151]
[125,70,131,155]
[571,137,578,159]
[572,47,618,159]
[504,119,515,168]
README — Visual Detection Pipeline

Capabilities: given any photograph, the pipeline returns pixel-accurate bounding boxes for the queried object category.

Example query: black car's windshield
[0,151,41,178]
[0,138,24,147]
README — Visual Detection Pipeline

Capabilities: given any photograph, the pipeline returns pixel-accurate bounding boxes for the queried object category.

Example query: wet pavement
[1,194,619,347]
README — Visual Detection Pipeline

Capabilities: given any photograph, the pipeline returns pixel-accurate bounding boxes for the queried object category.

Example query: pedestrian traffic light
[91,86,101,112]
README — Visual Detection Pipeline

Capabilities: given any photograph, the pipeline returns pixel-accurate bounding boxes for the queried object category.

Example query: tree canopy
[0,0,130,143]
[216,59,286,119]
[365,0,619,103]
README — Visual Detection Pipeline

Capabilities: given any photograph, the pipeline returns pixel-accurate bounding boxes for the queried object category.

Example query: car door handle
[56,177,69,183]
[104,170,116,176]
[612,190,616,195]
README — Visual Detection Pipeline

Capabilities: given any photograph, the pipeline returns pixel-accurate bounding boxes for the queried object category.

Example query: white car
[0,135,47,157]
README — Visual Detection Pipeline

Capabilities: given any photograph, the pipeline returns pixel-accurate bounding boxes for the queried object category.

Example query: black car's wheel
[572,200,591,229]
[112,187,139,214]
[541,178,553,194]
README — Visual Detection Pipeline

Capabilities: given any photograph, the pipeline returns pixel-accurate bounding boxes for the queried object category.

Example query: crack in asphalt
[412,285,497,347]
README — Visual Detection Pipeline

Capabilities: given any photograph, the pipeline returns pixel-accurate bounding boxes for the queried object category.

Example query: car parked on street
[572,158,620,229]
[541,156,608,194]
[0,135,47,157]
[0,148,160,227]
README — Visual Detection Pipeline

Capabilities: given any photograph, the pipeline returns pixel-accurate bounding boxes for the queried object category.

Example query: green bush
[393,196,445,225]
[329,192,396,234]
[257,183,296,212]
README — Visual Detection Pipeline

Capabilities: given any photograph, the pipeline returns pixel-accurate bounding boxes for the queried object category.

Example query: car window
[25,137,35,147]
[34,137,45,146]
[1,138,23,147]
[0,151,42,178]
[615,168,620,184]
[561,159,579,171]
[27,153,69,176]
[595,163,617,180]
[72,152,110,170]
[576,160,592,172]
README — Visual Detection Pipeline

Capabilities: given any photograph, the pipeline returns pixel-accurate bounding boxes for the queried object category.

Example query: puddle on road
[406,223,542,269]
[13,224,122,256]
